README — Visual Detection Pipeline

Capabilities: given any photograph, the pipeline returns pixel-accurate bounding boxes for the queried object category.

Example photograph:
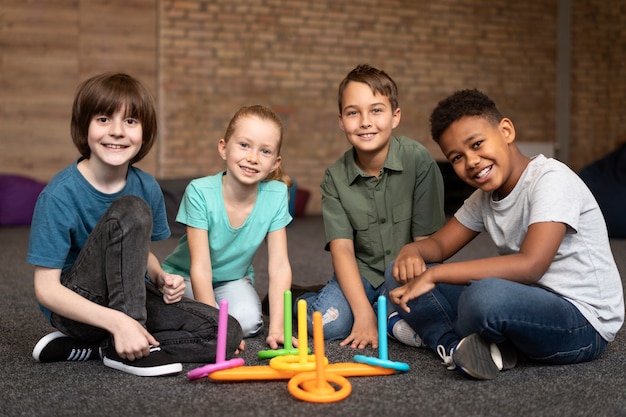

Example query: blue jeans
[383,261,607,364]
[296,275,385,340]
[50,195,242,363]
[184,276,263,338]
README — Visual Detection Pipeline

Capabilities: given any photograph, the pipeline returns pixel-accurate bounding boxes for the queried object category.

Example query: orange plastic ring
[288,371,352,403]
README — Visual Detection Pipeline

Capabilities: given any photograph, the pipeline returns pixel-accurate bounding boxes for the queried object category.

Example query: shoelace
[67,348,93,361]
[437,345,456,370]
[148,345,161,353]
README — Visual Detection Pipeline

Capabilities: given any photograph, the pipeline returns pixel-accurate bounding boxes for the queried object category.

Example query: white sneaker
[387,311,424,348]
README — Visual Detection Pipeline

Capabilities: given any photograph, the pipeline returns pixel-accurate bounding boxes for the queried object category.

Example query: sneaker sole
[102,356,182,377]
[453,334,499,380]
[496,340,518,370]
[32,331,66,362]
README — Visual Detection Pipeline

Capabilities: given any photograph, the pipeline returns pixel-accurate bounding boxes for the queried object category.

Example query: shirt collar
[345,136,404,184]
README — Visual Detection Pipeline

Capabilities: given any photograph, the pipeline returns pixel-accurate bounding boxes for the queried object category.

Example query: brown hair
[70,72,157,164]
[223,105,292,187]
[337,64,399,114]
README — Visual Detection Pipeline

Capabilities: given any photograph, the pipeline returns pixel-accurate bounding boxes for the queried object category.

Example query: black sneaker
[100,344,182,377]
[32,331,99,362]
[438,333,517,380]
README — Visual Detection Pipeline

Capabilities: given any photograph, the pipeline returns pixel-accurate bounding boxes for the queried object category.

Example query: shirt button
[380,218,386,224]
[385,250,391,255]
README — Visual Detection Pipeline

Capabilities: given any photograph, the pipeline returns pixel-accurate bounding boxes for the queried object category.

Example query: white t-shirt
[455,155,624,342]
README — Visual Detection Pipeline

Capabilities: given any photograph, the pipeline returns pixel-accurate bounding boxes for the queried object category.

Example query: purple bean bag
[0,174,47,226]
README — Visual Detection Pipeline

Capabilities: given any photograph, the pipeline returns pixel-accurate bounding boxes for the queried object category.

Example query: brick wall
[1,0,624,215]
[0,0,157,180]
[570,1,626,169]
[159,0,562,214]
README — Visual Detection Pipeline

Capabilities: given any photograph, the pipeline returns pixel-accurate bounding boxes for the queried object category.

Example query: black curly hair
[429,89,503,143]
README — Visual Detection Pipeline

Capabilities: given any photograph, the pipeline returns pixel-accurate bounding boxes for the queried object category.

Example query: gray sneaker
[437,333,517,380]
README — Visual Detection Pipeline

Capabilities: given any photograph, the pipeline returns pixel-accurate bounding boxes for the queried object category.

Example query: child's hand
[234,339,246,355]
[339,311,378,349]
[392,244,427,284]
[266,330,298,350]
[389,271,436,313]
[156,272,186,304]
[110,312,159,361]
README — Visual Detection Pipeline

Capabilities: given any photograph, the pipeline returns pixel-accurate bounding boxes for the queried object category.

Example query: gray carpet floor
[1,216,625,417]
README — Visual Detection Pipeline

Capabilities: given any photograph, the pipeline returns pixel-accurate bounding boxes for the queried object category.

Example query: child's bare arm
[393,217,478,284]
[186,225,217,307]
[330,238,379,350]
[432,220,566,285]
[265,228,296,349]
[391,221,567,312]
[147,252,185,304]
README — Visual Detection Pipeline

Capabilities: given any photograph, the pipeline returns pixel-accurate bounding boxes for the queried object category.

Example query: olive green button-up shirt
[321,136,445,288]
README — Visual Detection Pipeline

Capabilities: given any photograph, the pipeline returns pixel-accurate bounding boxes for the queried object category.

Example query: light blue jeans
[296,275,385,340]
[184,276,263,338]
[383,261,607,364]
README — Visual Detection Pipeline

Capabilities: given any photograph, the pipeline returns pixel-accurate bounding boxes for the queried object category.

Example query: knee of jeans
[307,305,351,341]
[230,308,263,338]
[111,195,149,214]
[109,196,152,230]
[457,280,509,327]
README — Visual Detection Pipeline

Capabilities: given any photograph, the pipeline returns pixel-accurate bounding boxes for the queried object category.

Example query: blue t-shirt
[27,159,170,272]
[161,172,292,285]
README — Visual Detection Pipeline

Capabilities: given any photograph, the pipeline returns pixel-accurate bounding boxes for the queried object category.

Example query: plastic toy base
[353,354,410,372]
[187,358,245,380]
[208,361,395,381]
[288,371,351,403]
[257,347,310,360]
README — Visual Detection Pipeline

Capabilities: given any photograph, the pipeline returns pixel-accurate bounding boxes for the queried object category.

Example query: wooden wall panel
[0,0,157,182]
[0,1,79,180]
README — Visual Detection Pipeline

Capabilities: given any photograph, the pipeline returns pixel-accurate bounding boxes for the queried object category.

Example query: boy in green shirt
[296,64,445,348]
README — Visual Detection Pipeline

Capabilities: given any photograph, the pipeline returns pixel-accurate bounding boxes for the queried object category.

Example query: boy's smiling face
[338,81,401,156]
[87,108,143,169]
[439,115,520,198]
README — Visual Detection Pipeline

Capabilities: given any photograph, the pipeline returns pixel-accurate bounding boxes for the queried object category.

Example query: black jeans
[51,195,242,362]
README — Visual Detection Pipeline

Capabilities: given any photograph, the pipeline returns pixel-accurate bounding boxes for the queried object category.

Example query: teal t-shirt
[162,172,292,284]
[27,158,170,322]
[27,159,170,272]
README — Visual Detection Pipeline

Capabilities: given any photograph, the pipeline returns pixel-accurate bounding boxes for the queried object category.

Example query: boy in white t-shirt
[385,88,624,380]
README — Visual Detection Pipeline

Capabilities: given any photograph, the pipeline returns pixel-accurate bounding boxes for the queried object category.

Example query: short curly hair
[71,72,157,165]
[429,89,502,143]
[337,64,399,114]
